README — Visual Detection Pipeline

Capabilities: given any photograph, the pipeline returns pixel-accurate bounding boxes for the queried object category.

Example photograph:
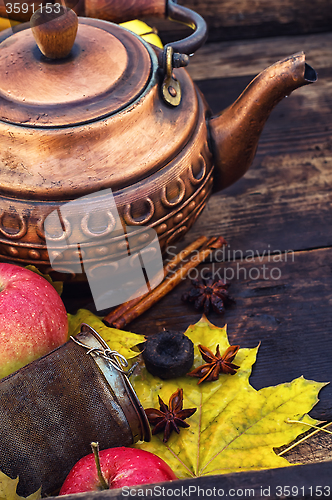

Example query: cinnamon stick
[112,236,226,329]
[103,235,209,326]
[164,235,209,273]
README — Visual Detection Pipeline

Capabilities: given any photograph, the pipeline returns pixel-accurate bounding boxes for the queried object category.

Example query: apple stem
[91,441,109,490]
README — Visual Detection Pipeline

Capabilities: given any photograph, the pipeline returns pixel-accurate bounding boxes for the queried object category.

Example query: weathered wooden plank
[147,0,332,43]
[186,32,332,81]
[182,150,332,255]
[55,460,332,500]
[52,462,331,500]
[115,247,332,423]
[279,426,332,467]
[170,60,332,255]
[163,34,332,257]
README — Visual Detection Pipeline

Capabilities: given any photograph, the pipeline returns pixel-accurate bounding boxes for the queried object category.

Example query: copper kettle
[0,0,317,278]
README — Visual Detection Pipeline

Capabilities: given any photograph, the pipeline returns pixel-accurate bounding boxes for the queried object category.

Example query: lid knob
[30,6,78,59]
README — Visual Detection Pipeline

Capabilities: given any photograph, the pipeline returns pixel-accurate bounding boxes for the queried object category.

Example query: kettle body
[0,1,316,279]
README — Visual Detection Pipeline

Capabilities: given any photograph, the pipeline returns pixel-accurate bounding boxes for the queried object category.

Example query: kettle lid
[0,14,156,127]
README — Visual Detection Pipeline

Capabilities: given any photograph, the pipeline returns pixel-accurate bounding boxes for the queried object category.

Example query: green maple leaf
[67,309,144,360]
[132,316,326,478]
[0,471,40,500]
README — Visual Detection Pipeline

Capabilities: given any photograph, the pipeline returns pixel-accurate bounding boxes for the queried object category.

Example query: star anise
[187,344,240,384]
[182,273,235,315]
[144,388,197,443]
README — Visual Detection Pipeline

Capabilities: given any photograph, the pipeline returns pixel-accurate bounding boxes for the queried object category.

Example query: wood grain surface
[61,28,332,490]
[147,0,332,43]
[186,32,332,81]
[60,461,332,499]
[84,0,166,23]
[181,32,332,255]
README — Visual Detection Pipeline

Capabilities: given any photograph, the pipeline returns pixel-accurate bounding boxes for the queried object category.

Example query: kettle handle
[68,0,208,60]
[83,0,166,23]
[2,0,207,63]
[77,0,207,107]
[2,0,207,60]
[164,0,207,57]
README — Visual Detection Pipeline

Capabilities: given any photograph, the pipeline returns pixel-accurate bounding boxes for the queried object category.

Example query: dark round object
[142,330,194,379]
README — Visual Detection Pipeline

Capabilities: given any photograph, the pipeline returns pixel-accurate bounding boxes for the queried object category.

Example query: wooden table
[0,1,331,496]
[62,28,332,500]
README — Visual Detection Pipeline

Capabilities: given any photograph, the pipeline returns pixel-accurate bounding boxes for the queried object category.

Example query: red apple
[59,447,177,494]
[0,263,68,379]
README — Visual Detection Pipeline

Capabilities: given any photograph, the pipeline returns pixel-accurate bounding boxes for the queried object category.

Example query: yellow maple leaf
[132,316,326,478]
[0,18,20,31]
[0,471,40,500]
[120,20,163,48]
[67,309,144,360]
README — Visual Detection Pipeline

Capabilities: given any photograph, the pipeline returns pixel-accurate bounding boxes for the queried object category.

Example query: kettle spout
[208,52,317,191]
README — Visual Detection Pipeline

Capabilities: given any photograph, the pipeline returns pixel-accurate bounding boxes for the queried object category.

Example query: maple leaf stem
[196,392,203,476]
[278,420,332,456]
[161,437,196,478]
[286,419,332,434]
[91,441,109,490]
